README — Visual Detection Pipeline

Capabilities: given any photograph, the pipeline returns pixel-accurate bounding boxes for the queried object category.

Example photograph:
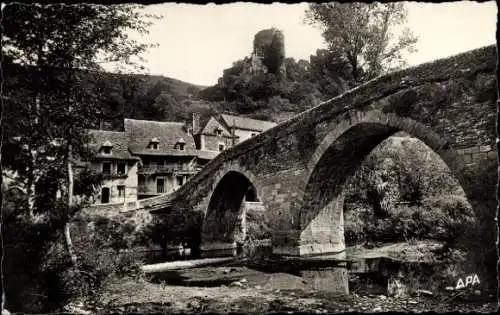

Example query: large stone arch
[295,109,481,256]
[200,165,265,253]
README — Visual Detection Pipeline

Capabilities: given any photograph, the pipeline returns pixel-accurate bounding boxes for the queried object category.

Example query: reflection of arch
[300,110,470,235]
[201,169,261,245]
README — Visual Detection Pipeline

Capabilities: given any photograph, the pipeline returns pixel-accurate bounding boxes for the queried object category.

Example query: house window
[151,143,159,150]
[117,163,126,175]
[103,146,111,155]
[117,185,125,198]
[176,176,184,186]
[178,143,185,150]
[157,178,165,193]
[214,128,222,136]
[101,187,110,204]
[102,162,111,175]
[218,143,225,152]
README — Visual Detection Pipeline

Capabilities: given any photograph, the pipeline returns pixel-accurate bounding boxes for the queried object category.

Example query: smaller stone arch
[200,165,264,255]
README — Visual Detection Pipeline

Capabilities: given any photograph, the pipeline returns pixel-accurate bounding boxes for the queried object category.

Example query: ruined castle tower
[251,28,286,80]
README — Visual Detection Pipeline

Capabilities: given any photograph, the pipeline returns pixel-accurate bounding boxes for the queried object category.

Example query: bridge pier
[272,193,346,257]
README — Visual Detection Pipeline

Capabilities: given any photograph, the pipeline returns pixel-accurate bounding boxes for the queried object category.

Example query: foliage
[345,137,460,209]
[2,0,156,235]
[308,49,356,99]
[1,188,62,312]
[1,3,156,310]
[305,2,418,83]
[197,18,414,120]
[344,195,474,246]
[344,136,475,247]
[41,215,145,308]
[245,209,272,242]
[198,55,334,120]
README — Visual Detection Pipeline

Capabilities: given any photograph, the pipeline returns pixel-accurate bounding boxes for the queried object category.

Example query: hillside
[1,62,219,130]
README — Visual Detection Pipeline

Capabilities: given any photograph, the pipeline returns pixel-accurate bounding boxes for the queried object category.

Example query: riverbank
[70,241,496,313]
[90,275,495,313]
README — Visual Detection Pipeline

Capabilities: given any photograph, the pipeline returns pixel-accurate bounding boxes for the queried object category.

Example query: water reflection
[300,267,349,294]
[148,244,450,297]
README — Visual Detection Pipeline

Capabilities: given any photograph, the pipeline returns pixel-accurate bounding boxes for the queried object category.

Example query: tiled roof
[220,114,277,132]
[197,116,233,137]
[132,148,198,157]
[87,130,137,160]
[129,148,219,160]
[124,118,197,155]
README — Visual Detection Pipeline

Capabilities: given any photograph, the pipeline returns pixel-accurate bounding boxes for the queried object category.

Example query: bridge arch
[200,167,264,252]
[297,109,475,255]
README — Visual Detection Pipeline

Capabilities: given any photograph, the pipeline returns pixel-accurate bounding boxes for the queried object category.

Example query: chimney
[192,112,200,134]
[184,119,191,135]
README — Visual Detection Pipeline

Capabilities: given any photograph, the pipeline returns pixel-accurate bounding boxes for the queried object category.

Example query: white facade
[233,128,259,143]
[94,160,138,205]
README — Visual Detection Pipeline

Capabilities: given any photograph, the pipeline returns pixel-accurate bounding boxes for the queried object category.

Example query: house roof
[131,148,219,160]
[197,116,233,137]
[124,118,197,155]
[87,130,137,160]
[220,114,277,132]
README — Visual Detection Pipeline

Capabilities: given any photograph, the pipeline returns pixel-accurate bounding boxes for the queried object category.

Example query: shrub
[246,209,272,241]
[344,205,370,245]
[40,214,147,309]
[421,195,475,245]
[344,194,476,246]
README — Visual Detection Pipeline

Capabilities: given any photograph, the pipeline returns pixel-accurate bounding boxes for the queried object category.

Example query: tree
[309,49,355,99]
[2,3,157,264]
[152,92,180,121]
[305,2,417,83]
[284,58,310,83]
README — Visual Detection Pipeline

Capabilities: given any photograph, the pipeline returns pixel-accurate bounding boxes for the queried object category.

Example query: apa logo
[455,274,480,290]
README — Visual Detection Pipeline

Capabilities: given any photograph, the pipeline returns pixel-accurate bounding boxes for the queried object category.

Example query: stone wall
[203,134,233,152]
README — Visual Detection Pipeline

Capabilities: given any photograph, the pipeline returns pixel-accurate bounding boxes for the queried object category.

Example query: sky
[106,1,497,87]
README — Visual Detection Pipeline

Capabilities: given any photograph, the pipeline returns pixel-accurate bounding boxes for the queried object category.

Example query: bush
[246,209,271,241]
[344,205,370,245]
[343,195,476,246]
[40,214,147,309]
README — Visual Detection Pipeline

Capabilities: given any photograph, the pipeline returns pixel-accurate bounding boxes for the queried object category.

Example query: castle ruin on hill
[219,28,287,86]
[250,28,286,79]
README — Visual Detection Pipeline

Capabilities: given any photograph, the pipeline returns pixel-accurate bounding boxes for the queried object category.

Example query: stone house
[124,118,219,199]
[193,115,238,151]
[87,114,276,205]
[218,114,277,143]
[87,130,140,204]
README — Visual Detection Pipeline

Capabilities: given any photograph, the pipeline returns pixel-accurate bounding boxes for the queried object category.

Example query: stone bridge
[98,45,498,258]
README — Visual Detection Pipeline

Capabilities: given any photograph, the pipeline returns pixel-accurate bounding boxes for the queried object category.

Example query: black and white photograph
[1,1,497,313]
